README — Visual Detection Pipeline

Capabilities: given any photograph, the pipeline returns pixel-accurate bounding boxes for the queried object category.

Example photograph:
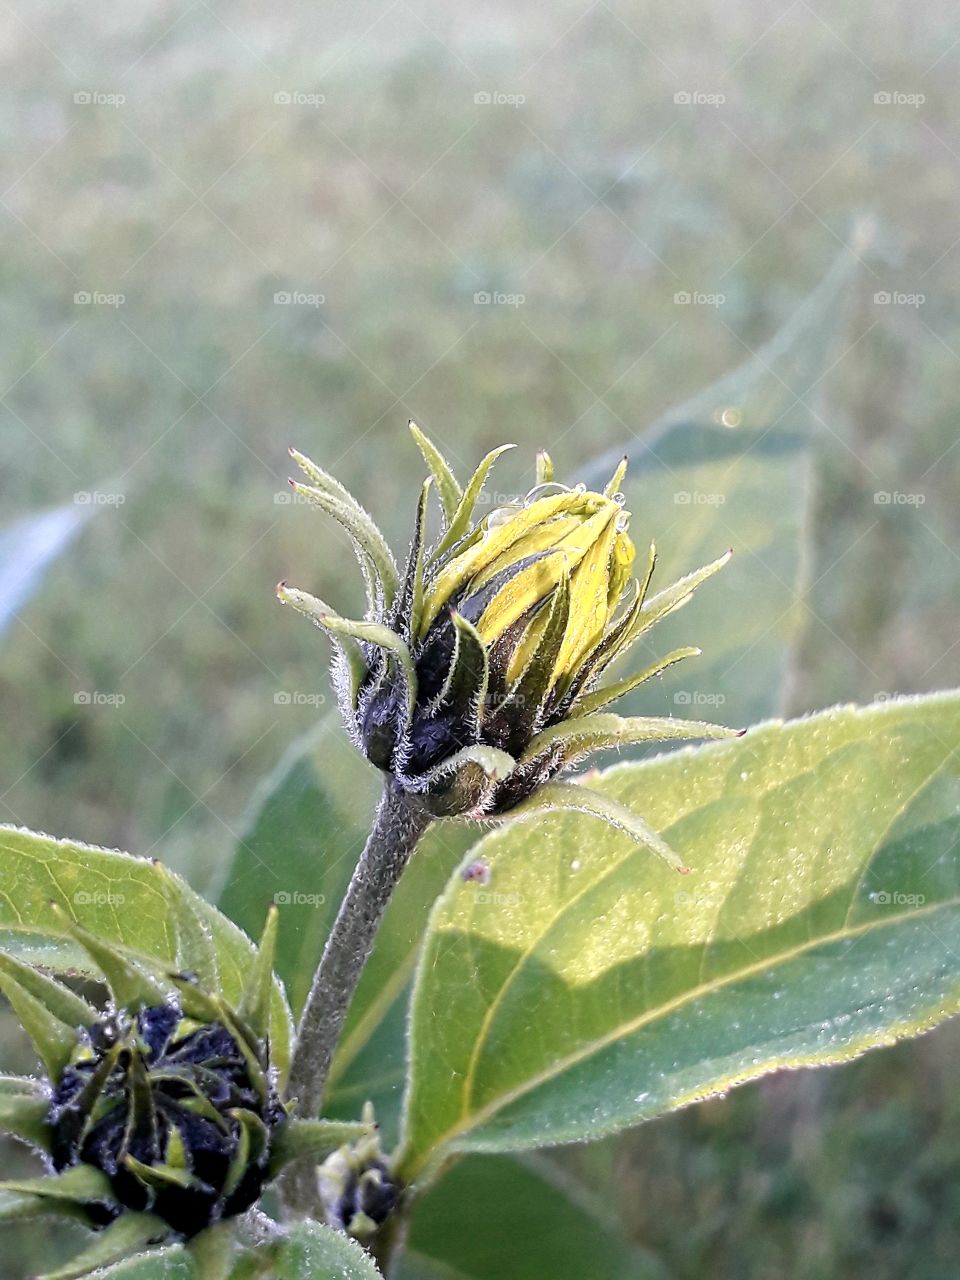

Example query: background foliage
[1,0,959,1276]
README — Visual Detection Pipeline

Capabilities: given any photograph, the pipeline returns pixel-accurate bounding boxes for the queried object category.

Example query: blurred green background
[1,0,959,1275]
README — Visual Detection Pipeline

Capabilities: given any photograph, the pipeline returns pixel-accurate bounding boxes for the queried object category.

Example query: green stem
[281,780,431,1217]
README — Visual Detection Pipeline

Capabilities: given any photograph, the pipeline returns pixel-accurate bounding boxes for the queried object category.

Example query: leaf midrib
[402,893,960,1179]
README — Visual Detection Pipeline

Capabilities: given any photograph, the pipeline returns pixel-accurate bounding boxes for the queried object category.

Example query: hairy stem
[281,780,431,1216]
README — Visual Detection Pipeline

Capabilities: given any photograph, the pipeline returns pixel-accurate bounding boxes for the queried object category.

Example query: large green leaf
[0,826,293,1081]
[398,692,960,1184]
[398,1154,666,1280]
[216,716,476,1142]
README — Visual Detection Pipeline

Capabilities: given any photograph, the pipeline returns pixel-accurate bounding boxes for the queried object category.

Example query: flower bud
[47,1001,281,1237]
[319,1104,398,1242]
[279,427,740,869]
[0,908,371,1258]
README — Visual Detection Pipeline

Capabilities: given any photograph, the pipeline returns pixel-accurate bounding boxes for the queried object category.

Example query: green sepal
[602,455,628,497]
[0,1163,114,1205]
[277,585,418,725]
[223,1108,268,1199]
[570,645,702,717]
[408,422,461,522]
[38,1212,168,1280]
[288,448,399,607]
[0,1086,52,1151]
[415,744,516,816]
[238,906,278,1040]
[535,449,553,485]
[441,612,490,730]
[0,952,97,1030]
[521,711,743,764]
[0,1190,92,1224]
[52,907,172,1011]
[630,548,733,641]
[54,1039,124,1155]
[503,781,688,872]
[125,1154,212,1194]
[0,966,79,1077]
[434,443,516,558]
[267,1118,371,1176]
[395,478,431,642]
[125,1049,159,1157]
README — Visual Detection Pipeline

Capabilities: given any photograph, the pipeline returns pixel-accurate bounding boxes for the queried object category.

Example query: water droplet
[487,504,520,528]
[524,482,570,505]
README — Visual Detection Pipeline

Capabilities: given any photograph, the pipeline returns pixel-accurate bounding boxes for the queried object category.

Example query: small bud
[318,1104,398,1241]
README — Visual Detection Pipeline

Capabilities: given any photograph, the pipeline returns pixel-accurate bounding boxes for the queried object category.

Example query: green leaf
[398,692,960,1184]
[217,715,477,1144]
[270,1222,383,1279]
[399,1154,666,1280]
[39,1213,167,1280]
[0,826,293,1084]
[88,1247,196,1279]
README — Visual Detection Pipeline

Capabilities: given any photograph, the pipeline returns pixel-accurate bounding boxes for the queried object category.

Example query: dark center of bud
[48,1002,283,1237]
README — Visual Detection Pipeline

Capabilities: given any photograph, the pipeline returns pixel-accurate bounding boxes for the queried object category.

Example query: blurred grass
[1,0,959,1274]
